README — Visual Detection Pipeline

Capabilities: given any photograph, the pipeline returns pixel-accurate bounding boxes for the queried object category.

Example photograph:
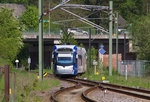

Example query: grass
[81,66,150,90]
[0,75,4,102]
[34,78,60,91]
[0,67,60,102]
[0,58,6,102]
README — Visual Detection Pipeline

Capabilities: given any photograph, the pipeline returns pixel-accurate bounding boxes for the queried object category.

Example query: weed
[0,67,60,101]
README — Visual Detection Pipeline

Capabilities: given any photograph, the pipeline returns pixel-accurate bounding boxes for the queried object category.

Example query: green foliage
[0,0,37,5]
[20,6,38,31]
[0,58,8,66]
[116,0,144,21]
[79,43,84,48]
[87,46,98,68]
[9,68,60,101]
[12,0,28,4]
[60,27,77,45]
[17,44,30,69]
[0,75,4,102]
[132,14,150,60]
[0,8,23,62]
[86,46,98,76]
[34,78,60,91]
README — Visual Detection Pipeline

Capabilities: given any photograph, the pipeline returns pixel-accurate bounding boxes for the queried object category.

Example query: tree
[0,8,23,62]
[20,6,38,31]
[60,27,77,45]
[116,0,144,21]
[17,44,30,69]
[0,0,37,5]
[132,14,150,60]
[86,46,98,75]
[0,0,28,4]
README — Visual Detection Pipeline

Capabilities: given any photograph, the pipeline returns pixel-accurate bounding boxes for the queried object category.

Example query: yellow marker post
[43,72,47,77]
[102,76,105,80]
[113,34,116,36]
[37,76,39,79]
[96,72,99,75]
[9,88,11,95]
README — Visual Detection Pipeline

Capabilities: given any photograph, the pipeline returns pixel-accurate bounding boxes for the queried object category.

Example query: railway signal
[99,45,106,75]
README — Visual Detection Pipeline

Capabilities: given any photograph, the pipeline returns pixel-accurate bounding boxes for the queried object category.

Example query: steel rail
[65,78,97,87]
[101,82,150,94]
[82,87,98,102]
[76,78,150,94]
[75,78,150,100]
[51,84,81,102]
[106,87,150,100]
[41,74,150,101]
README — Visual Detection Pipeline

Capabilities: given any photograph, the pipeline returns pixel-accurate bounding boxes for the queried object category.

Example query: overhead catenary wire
[44,0,70,15]
[45,1,110,41]
[61,8,108,33]
[52,18,109,25]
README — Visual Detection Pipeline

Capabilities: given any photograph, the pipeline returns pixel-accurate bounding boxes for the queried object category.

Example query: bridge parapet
[23,32,130,40]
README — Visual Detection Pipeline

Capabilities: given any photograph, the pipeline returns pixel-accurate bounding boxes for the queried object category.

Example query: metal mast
[109,1,113,76]
[116,12,119,71]
[39,0,43,80]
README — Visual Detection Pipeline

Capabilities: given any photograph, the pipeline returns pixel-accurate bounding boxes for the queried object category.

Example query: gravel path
[88,88,150,102]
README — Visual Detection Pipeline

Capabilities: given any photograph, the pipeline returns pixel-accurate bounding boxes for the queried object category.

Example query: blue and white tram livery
[52,45,87,75]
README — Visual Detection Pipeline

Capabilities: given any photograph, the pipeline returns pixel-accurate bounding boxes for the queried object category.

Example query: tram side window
[74,54,78,64]
[78,55,82,66]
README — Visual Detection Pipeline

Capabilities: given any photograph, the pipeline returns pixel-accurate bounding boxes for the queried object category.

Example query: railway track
[76,78,150,101]
[51,84,89,102]
[50,77,150,102]
[50,77,97,102]
[30,73,150,101]
[100,83,150,100]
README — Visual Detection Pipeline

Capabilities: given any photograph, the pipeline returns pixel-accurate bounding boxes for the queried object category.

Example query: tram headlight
[56,65,63,70]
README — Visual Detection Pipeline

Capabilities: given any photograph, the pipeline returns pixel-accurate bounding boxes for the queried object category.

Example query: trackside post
[5,65,9,102]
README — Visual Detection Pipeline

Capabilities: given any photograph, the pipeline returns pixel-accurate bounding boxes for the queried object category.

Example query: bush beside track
[0,67,60,102]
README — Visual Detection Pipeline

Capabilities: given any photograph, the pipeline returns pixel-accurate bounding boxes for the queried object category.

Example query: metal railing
[22,28,61,35]
[22,28,125,35]
[118,60,150,77]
